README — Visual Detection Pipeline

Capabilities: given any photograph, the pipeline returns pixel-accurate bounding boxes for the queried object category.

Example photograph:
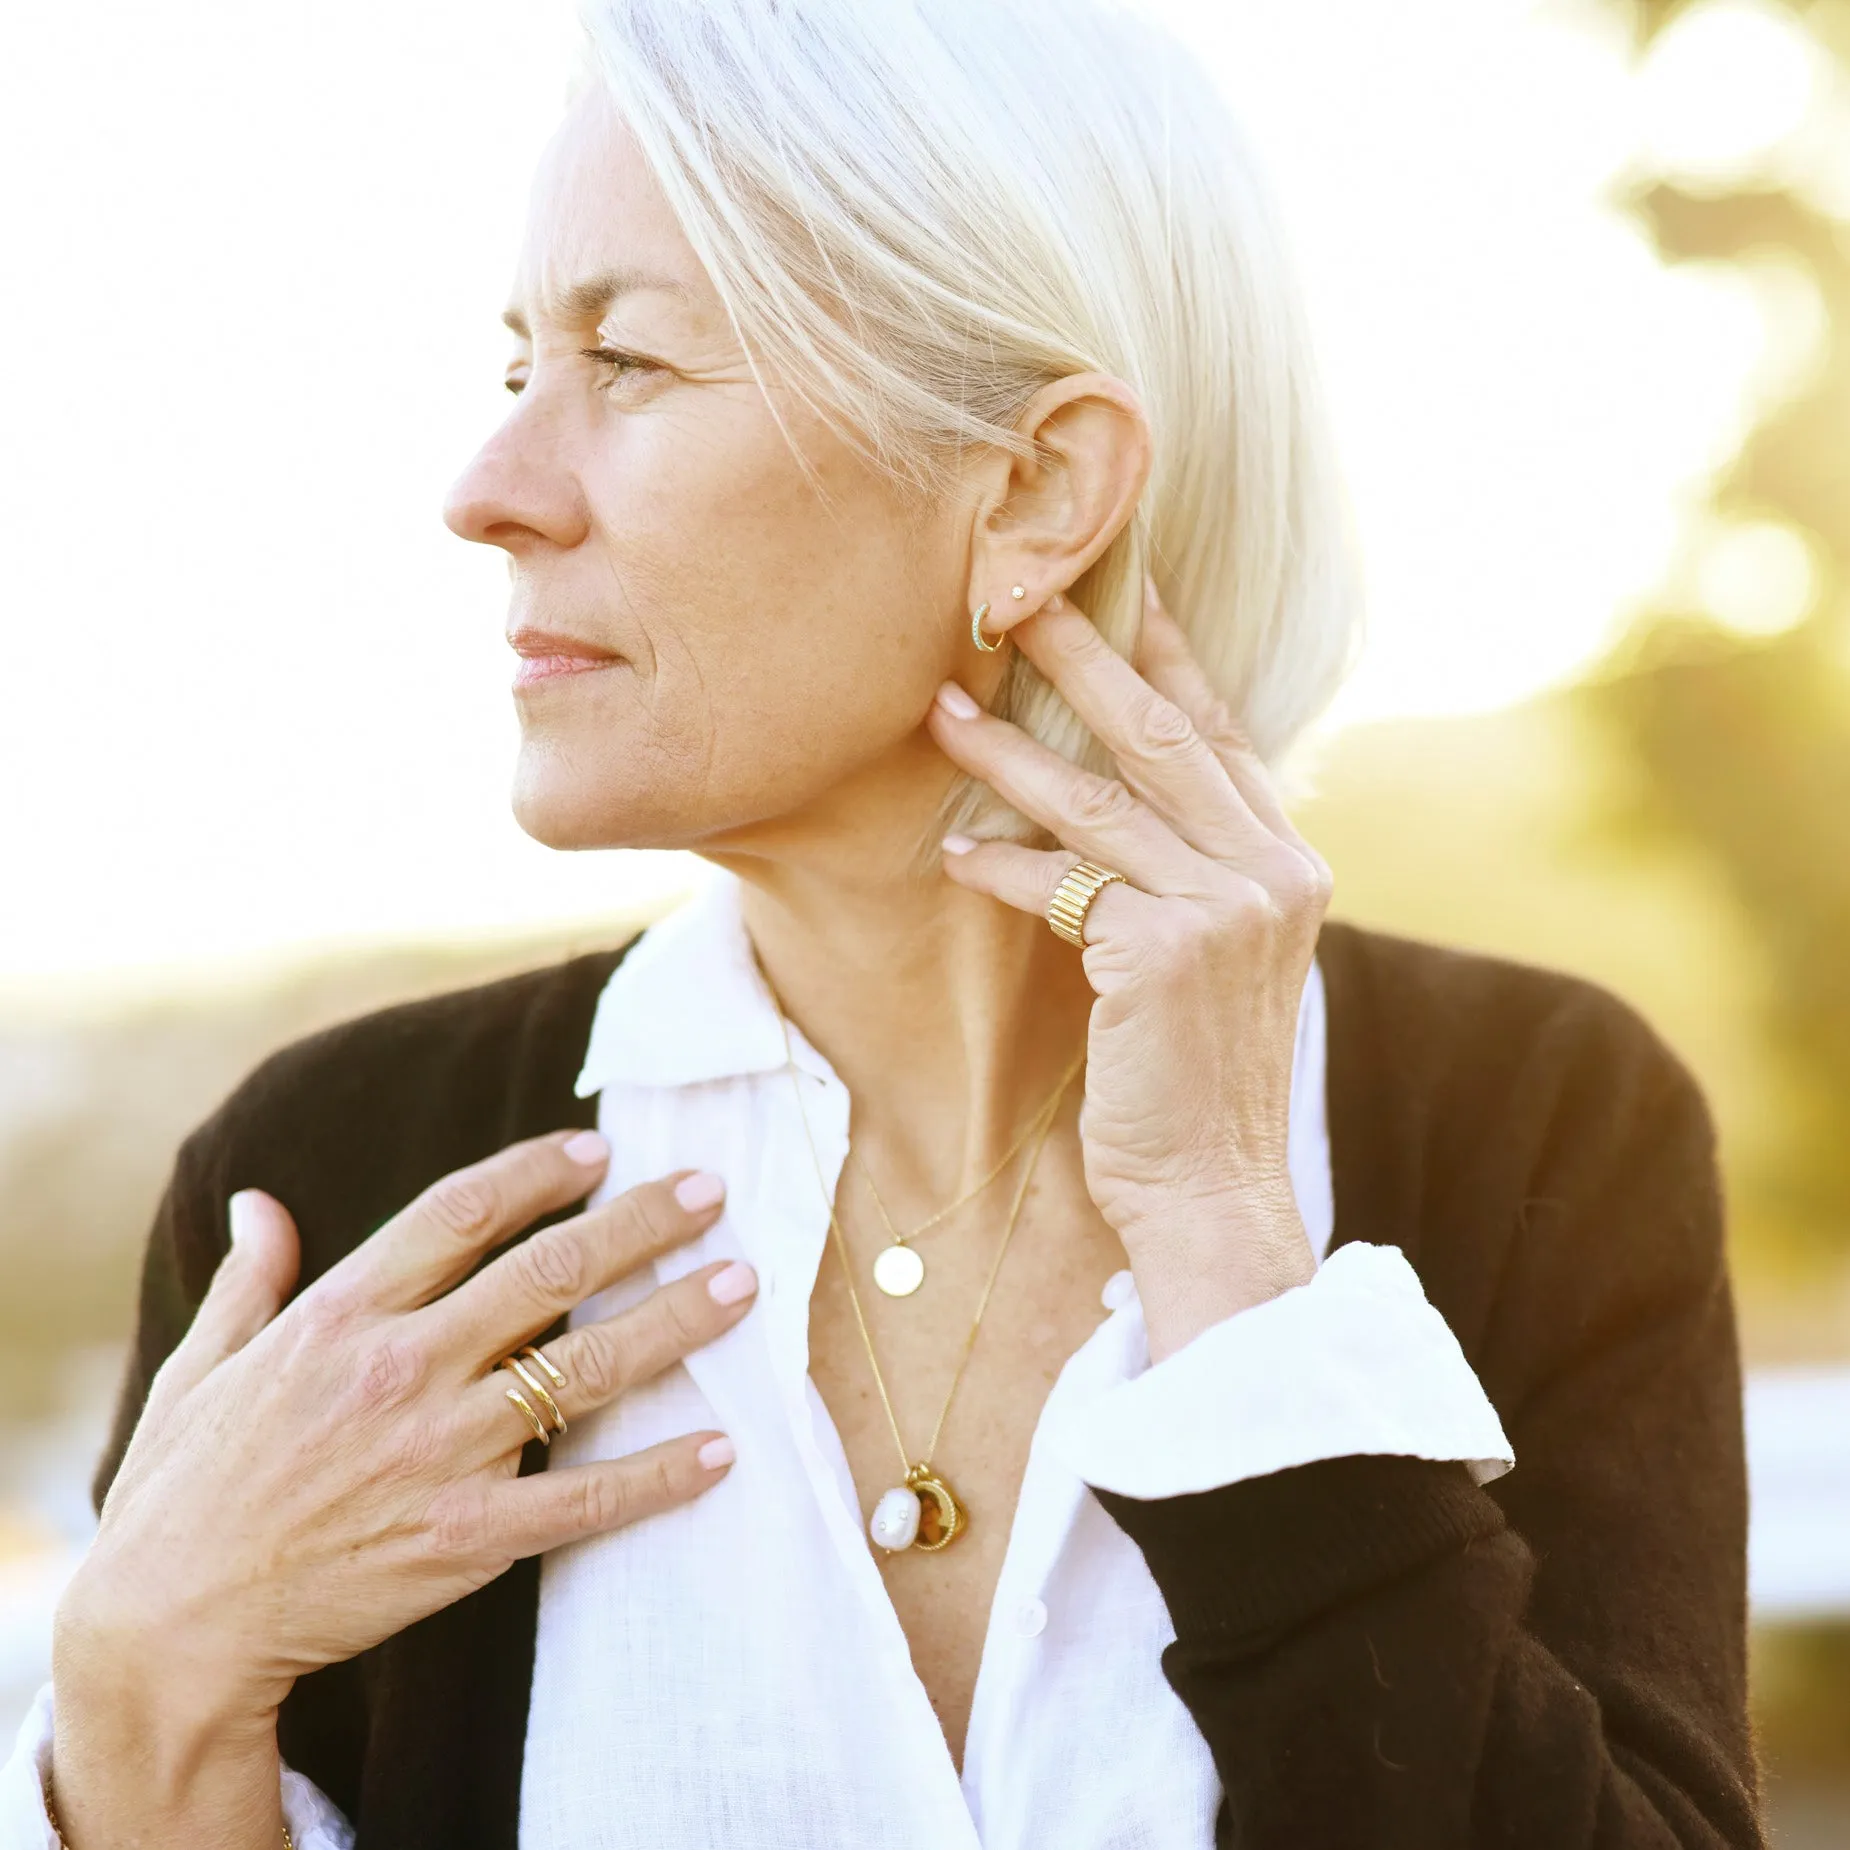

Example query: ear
[965,372,1153,646]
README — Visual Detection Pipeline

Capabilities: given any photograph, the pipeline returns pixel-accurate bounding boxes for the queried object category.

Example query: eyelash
[503,347,655,396]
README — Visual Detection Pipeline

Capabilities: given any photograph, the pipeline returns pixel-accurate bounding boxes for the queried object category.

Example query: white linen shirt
[2,865,1513,1849]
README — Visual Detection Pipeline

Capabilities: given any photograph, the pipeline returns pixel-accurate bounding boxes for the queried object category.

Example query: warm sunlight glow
[0,0,1810,989]
[1634,0,1829,181]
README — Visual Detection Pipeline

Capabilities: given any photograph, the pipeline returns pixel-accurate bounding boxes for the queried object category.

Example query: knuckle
[570,1469,629,1534]
[353,1331,426,1409]
[427,1486,490,1559]
[1070,776,1137,831]
[659,1284,711,1351]
[566,1327,625,1403]
[422,1172,503,1245]
[1137,696,1197,756]
[512,1232,587,1306]
[387,1412,449,1479]
[290,1286,356,1347]
[621,1184,684,1254]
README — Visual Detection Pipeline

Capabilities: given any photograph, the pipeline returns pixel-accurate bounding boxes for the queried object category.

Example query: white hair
[572,0,1364,845]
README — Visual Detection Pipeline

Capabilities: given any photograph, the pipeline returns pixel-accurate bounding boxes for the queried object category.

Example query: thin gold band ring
[499,1343,570,1445]
[502,1355,567,1436]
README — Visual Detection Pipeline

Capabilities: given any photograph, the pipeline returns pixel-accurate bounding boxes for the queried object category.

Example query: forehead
[507,89,715,333]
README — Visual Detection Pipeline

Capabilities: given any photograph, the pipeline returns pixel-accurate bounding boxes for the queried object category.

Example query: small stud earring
[971,601,1002,653]
[1010,585,1026,600]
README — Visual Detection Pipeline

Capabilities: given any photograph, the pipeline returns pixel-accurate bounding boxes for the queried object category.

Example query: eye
[579,345,656,388]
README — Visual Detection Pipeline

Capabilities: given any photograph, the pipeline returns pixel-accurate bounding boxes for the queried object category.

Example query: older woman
[5,0,1762,1846]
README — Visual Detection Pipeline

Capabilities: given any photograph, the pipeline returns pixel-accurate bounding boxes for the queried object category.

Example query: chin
[508,755,691,852]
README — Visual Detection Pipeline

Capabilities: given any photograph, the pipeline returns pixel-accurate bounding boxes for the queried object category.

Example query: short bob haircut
[572,0,1365,849]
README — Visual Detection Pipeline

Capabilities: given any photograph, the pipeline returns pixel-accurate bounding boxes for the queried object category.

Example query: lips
[508,625,623,691]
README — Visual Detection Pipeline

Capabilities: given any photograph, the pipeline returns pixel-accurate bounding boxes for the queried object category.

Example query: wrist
[1118,1185,1315,1364]
[53,1584,284,1800]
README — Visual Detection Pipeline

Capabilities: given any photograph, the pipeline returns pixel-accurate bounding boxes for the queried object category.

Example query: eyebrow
[501,266,695,338]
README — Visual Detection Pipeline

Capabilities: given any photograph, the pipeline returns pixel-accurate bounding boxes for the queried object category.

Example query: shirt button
[1100,1269,1136,1312]
[1014,1596,1049,1638]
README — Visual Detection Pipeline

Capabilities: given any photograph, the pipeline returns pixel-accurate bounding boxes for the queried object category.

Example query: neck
[705,837,1094,1212]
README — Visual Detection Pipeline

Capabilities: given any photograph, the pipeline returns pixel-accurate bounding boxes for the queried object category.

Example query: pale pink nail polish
[674,1171,726,1212]
[942,833,977,855]
[707,1261,758,1305]
[698,1435,736,1470]
[563,1129,610,1165]
[935,681,980,720]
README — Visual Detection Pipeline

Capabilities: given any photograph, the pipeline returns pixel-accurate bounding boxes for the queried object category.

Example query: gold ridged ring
[1046,859,1127,948]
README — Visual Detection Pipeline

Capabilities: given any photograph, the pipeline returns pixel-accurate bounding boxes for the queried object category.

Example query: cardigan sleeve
[1089,1005,1765,1847]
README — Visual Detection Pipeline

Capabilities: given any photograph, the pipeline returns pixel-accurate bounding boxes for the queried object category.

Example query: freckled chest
[803,1147,1126,1775]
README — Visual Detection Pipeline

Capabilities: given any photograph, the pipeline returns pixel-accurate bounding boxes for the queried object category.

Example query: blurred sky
[0,0,1833,1000]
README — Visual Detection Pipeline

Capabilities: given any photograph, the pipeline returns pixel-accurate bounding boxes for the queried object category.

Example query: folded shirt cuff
[0,1682,354,1850]
[1044,1241,1515,1499]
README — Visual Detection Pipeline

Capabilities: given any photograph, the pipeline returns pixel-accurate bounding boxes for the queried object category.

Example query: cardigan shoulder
[185,939,636,1281]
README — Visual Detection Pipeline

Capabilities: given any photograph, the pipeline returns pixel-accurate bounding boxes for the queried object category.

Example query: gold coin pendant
[872,1241,925,1296]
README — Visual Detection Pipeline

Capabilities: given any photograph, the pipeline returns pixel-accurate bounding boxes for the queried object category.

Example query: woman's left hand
[925,576,1333,1357]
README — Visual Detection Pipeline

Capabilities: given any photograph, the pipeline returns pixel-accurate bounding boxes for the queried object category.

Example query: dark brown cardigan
[93,917,1767,1848]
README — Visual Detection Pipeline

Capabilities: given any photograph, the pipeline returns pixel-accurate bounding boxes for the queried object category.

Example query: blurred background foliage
[1579,0,1850,1807]
[1590,0,1850,1281]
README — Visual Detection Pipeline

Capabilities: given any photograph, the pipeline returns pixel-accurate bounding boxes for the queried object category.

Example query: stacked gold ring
[1046,859,1127,947]
[500,1344,569,1445]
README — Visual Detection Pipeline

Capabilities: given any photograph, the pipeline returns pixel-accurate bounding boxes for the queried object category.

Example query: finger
[940,838,1163,944]
[146,1189,301,1415]
[321,1128,613,1314]
[1131,580,1311,853]
[488,1431,737,1558]
[424,1171,730,1368]
[998,594,1269,863]
[925,680,1214,899]
[459,1256,760,1461]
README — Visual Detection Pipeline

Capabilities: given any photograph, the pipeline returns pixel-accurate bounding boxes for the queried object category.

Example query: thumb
[150,1189,303,1412]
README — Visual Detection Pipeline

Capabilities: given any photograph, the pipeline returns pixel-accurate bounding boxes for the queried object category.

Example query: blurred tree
[1588,0,1850,1270]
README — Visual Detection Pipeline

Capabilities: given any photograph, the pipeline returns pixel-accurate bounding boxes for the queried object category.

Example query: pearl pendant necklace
[774,995,1084,1555]
[870,1463,966,1551]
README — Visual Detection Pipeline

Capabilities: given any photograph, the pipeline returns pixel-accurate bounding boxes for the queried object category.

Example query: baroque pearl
[869,1486,921,1551]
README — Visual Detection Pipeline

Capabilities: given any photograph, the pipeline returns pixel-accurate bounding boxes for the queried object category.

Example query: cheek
[581,405,945,769]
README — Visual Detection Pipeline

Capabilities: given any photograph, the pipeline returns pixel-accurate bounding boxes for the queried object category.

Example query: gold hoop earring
[971,601,1003,653]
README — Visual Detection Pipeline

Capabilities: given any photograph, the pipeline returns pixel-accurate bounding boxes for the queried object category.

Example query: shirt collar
[575,865,819,1095]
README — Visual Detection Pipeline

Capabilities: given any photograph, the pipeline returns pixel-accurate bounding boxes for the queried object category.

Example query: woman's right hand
[50,1129,753,1841]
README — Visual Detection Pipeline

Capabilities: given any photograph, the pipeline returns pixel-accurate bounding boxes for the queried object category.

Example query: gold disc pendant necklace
[774,1001,1082,1554]
[852,1051,1086,1298]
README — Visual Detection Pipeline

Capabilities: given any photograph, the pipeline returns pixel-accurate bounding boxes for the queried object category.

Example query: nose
[443,397,591,555]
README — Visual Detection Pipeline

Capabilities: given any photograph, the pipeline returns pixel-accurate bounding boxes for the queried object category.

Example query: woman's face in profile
[444,87,968,855]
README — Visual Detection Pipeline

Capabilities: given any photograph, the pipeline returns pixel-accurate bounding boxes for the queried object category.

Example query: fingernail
[674,1171,726,1212]
[707,1260,758,1305]
[697,1435,736,1470]
[228,1190,262,1246]
[942,833,977,855]
[935,681,980,720]
[563,1129,609,1165]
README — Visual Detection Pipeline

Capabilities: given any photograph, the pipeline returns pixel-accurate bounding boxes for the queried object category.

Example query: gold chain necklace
[774,1001,1083,1553]
[847,1055,1085,1299]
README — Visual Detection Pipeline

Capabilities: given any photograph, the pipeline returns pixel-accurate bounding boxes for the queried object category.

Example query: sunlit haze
[0,0,1819,995]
